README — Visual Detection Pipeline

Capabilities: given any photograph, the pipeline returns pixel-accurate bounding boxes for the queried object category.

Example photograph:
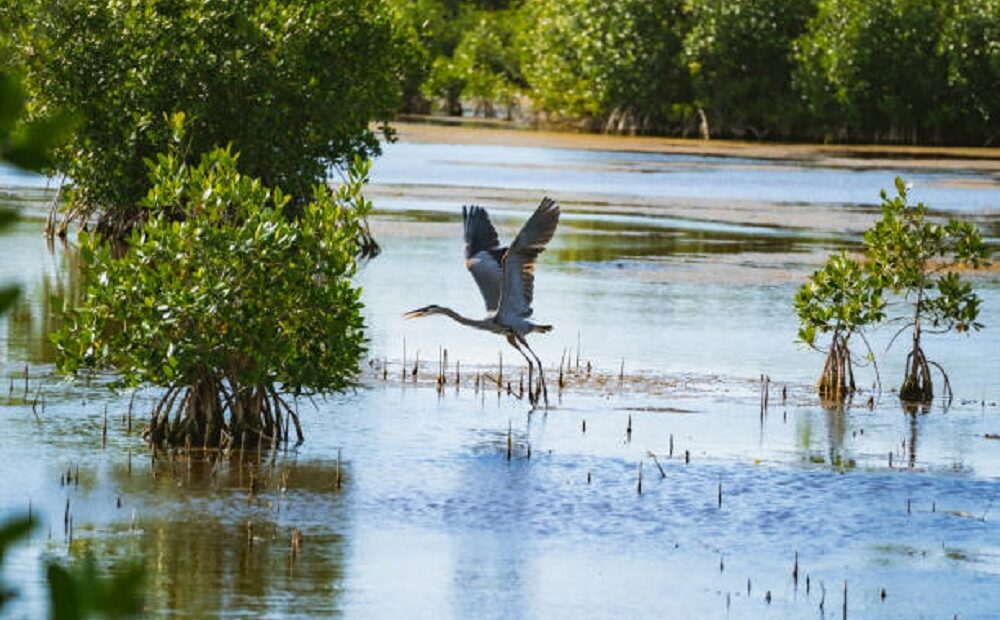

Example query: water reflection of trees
[548,218,836,265]
[798,398,925,470]
[78,458,351,617]
[6,238,82,364]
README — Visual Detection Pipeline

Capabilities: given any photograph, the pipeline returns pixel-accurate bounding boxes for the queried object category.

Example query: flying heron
[404,197,560,407]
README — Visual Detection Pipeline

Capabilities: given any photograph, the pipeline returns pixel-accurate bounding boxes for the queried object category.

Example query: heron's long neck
[435,307,496,331]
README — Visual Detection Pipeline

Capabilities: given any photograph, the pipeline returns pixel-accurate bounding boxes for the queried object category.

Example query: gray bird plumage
[462,205,505,312]
[406,197,561,407]
[497,197,559,324]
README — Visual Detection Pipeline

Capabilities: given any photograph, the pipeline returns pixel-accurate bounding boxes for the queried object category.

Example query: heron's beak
[403,307,428,319]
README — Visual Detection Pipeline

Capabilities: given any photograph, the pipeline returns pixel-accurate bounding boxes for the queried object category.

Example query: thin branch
[858,332,882,397]
[926,360,954,408]
[885,322,916,353]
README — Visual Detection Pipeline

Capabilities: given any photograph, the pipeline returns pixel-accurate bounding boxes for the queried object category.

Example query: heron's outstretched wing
[463,205,505,311]
[497,197,560,322]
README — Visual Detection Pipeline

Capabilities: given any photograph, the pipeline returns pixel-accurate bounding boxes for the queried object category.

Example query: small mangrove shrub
[865,178,990,404]
[795,251,884,400]
[798,177,990,404]
[55,146,374,448]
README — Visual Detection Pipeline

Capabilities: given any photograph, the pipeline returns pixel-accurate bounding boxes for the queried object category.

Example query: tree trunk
[817,330,856,401]
[899,325,933,403]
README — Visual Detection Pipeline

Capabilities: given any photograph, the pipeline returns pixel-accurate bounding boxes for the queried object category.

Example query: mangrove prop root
[817,330,856,401]
[900,344,952,405]
[145,374,300,450]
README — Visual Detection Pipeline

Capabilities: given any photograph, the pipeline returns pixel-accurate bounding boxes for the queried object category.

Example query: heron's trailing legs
[507,335,537,407]
[517,334,548,408]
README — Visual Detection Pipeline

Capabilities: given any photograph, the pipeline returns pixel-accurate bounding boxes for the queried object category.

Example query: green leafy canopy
[54,143,373,396]
[865,176,991,334]
[519,0,691,131]
[14,0,410,237]
[795,251,885,347]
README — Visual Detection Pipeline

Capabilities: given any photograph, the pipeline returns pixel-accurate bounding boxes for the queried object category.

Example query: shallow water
[1,137,999,618]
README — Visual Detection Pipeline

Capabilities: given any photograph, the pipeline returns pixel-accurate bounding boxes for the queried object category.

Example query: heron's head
[403,304,443,319]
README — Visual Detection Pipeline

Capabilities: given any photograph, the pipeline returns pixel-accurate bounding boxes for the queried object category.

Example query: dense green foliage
[13,0,989,144]
[393,0,998,144]
[0,72,75,178]
[684,0,816,139]
[428,9,525,118]
[939,0,1000,143]
[55,141,373,447]
[797,177,991,403]
[795,0,949,143]
[11,0,409,237]
[7,0,995,144]
[389,0,519,114]
[521,0,690,133]
[865,178,990,402]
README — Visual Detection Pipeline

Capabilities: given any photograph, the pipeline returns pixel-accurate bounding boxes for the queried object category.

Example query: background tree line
[392,0,1000,145]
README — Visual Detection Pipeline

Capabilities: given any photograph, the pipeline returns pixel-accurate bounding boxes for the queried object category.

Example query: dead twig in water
[336,447,342,490]
[842,580,848,620]
[793,551,799,588]
[31,386,41,422]
[646,451,666,478]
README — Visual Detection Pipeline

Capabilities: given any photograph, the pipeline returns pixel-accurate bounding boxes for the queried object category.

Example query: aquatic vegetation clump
[54,138,374,448]
[795,252,884,400]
